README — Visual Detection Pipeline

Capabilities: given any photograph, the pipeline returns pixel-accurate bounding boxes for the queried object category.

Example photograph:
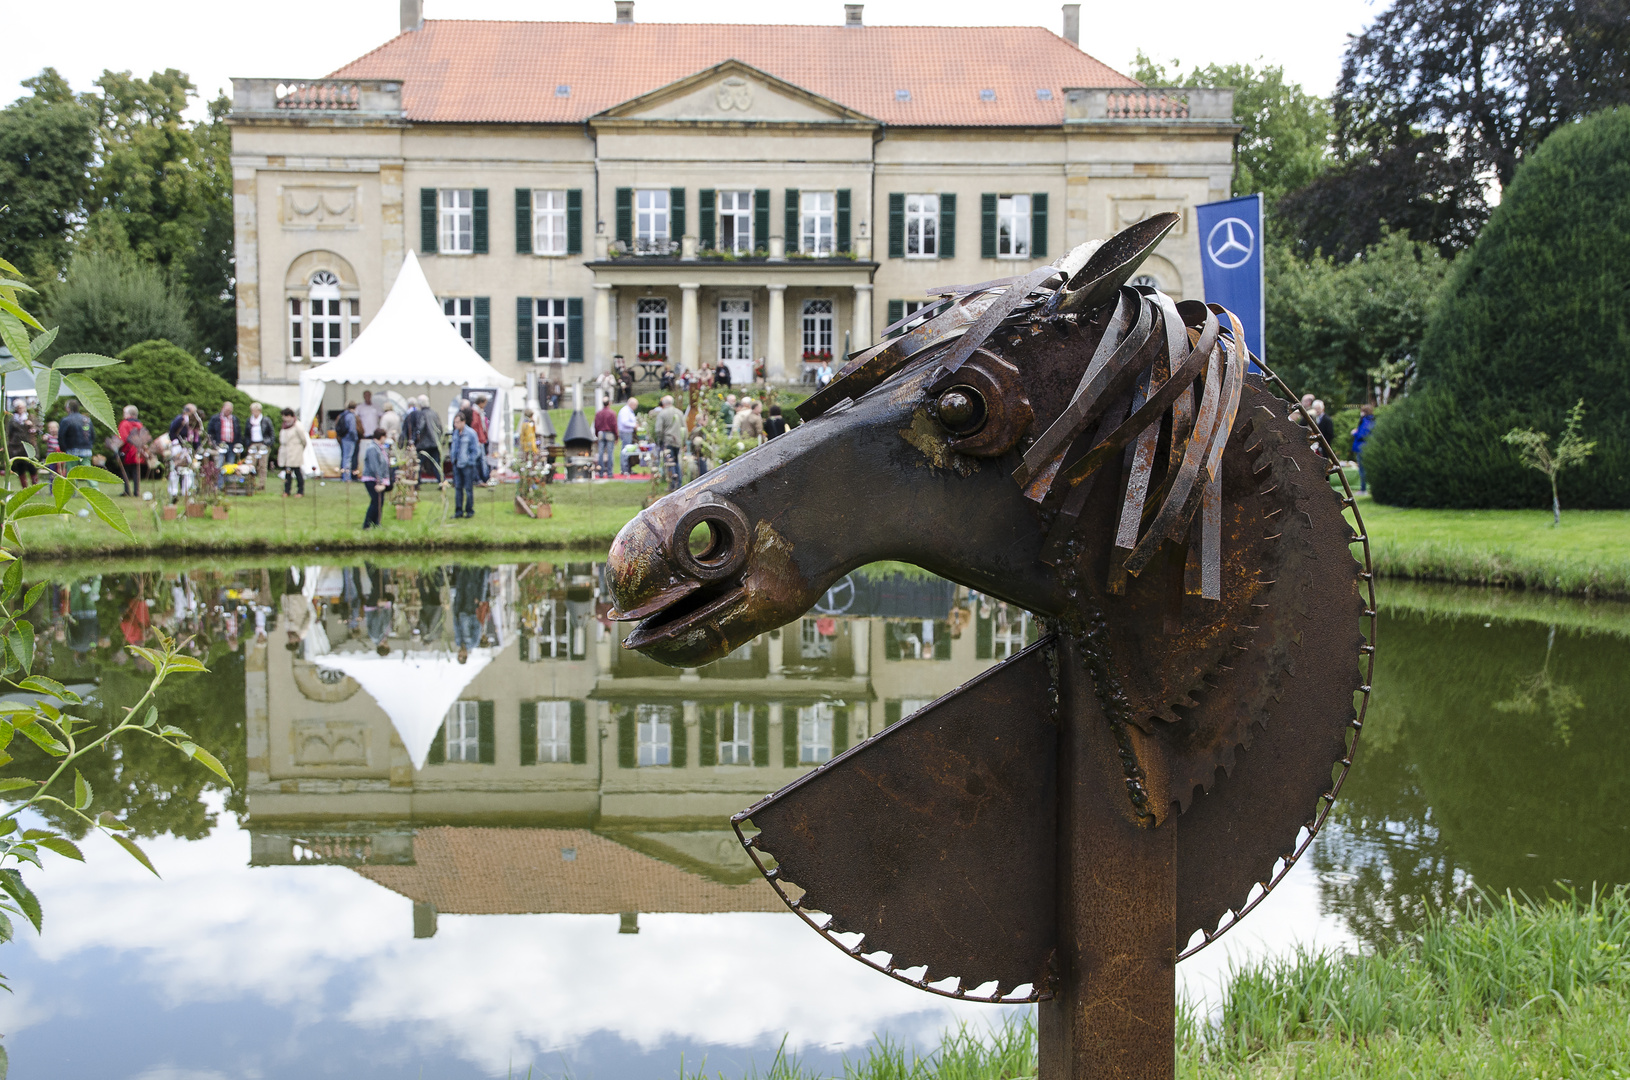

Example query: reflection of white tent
[297,251,516,471]
[315,647,495,769]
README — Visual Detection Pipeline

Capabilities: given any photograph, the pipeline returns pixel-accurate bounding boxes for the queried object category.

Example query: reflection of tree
[1491,625,1584,746]
[1319,609,1630,951]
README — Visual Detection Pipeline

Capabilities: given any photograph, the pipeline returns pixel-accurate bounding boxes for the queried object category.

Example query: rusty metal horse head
[606,216,1374,1078]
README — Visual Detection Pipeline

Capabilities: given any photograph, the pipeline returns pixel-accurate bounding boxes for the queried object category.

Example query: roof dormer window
[895,89,910,102]
[979,89,996,103]
[1036,88,1054,100]
[555,85,571,97]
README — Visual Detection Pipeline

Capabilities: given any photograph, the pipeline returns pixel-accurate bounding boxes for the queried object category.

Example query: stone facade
[229,9,1235,409]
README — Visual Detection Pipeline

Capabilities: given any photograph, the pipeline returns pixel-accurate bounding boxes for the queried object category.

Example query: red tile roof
[355,827,785,915]
[329,20,1136,126]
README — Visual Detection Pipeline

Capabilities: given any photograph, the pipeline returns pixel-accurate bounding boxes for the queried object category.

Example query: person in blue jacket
[447,412,482,520]
[1350,404,1376,493]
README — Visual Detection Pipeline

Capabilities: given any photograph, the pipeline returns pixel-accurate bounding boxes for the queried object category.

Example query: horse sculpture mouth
[619,583,747,652]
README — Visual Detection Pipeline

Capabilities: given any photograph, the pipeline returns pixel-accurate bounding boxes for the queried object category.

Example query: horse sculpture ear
[1058,212,1181,317]
[929,349,1033,457]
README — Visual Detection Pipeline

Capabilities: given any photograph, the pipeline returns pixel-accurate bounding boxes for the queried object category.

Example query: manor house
[229,0,1236,408]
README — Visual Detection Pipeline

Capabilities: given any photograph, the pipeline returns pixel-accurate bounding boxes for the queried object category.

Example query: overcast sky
[7,0,1380,115]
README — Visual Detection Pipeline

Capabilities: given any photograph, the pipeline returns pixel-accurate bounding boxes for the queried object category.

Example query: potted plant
[514,449,553,518]
[195,456,227,519]
[391,446,420,520]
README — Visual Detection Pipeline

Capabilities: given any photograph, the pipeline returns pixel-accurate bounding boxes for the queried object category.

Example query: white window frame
[526,599,570,659]
[801,300,834,361]
[445,701,481,762]
[536,700,572,763]
[718,703,753,765]
[440,188,475,254]
[800,617,834,659]
[719,299,752,361]
[992,608,1032,660]
[718,190,753,254]
[801,191,835,255]
[905,194,939,258]
[636,298,669,359]
[307,271,345,361]
[636,704,674,766]
[635,189,670,254]
[997,194,1032,259]
[533,189,568,256]
[534,298,568,361]
[443,297,475,345]
[289,298,303,360]
[798,703,835,764]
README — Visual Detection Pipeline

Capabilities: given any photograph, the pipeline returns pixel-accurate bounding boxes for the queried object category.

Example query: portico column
[680,282,700,372]
[766,284,787,383]
[593,283,614,374]
[852,283,874,353]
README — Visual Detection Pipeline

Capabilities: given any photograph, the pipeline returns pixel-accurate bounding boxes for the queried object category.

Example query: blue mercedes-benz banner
[1196,193,1265,361]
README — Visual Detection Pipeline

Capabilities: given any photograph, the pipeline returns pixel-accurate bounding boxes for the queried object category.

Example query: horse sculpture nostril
[671,501,751,583]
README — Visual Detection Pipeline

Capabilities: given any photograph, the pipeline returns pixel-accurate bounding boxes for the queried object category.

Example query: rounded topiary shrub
[59,339,258,437]
[1364,108,1630,508]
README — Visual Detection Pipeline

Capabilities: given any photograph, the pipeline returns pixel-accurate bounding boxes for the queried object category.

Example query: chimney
[845,4,864,27]
[615,0,634,23]
[400,0,422,33]
[1061,4,1079,46]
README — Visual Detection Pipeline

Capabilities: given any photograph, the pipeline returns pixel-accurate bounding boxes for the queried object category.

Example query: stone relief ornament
[282,186,360,229]
[716,77,754,112]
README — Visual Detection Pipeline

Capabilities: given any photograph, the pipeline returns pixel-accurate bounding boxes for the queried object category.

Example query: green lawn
[1356,498,1630,598]
[11,477,651,560]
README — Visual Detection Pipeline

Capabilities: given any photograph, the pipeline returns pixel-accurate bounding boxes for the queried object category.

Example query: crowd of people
[590,386,789,491]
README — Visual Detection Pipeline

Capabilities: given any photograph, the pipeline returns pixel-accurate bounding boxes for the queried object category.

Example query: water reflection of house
[248,561,1036,935]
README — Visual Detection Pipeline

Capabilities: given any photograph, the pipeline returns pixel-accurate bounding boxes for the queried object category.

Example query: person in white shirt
[356,390,382,437]
[380,401,401,445]
[616,397,640,473]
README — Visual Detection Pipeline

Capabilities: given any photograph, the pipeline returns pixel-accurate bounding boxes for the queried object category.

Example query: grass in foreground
[652,888,1630,1079]
[1357,500,1630,599]
[9,477,650,559]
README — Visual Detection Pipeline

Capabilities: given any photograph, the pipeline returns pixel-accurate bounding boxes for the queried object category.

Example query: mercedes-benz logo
[1206,217,1255,269]
[812,575,856,615]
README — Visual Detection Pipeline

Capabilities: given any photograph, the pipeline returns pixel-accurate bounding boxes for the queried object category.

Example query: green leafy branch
[1503,399,1596,526]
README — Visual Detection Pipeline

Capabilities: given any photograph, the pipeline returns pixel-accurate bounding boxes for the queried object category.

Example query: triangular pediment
[595,59,875,125]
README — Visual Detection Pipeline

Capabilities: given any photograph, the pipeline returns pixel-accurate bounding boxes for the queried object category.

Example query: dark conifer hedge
[1365,108,1630,509]
[56,339,259,437]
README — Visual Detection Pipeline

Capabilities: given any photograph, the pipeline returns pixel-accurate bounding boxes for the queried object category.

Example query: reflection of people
[453,565,487,661]
[281,570,314,652]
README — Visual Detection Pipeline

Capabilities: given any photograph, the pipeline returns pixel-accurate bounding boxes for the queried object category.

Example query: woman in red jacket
[117,405,149,497]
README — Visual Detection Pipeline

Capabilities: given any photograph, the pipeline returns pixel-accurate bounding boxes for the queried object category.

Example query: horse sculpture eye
[935,387,986,434]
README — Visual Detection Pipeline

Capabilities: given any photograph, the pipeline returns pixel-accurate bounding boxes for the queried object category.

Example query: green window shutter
[473,297,491,360]
[427,721,446,764]
[753,712,769,766]
[670,187,686,243]
[888,193,905,259]
[935,626,952,660]
[671,714,687,769]
[885,700,902,727]
[517,297,533,364]
[566,297,584,362]
[753,189,770,252]
[1031,192,1048,258]
[420,188,438,254]
[519,702,537,765]
[569,700,587,764]
[939,193,956,259]
[699,708,717,766]
[515,189,532,255]
[836,189,851,253]
[566,189,582,255]
[887,299,904,328]
[834,706,849,755]
[473,189,489,254]
[617,706,635,768]
[783,708,798,767]
[981,194,998,259]
[478,700,495,764]
[698,189,716,250]
[784,189,799,251]
[976,613,993,659]
[615,187,633,248]
[885,626,902,661]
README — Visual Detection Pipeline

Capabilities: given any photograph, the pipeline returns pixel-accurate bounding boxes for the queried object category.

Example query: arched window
[288,269,360,362]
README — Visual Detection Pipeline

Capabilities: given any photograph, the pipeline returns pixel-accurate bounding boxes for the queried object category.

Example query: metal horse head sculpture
[607,215,1374,1077]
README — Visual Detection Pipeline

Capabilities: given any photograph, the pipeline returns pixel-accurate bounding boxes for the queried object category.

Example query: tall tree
[1283,0,1630,261]
[0,70,98,281]
[1131,54,1332,212]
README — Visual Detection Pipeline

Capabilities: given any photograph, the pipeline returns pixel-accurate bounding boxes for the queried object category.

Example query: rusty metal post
[1040,636,1176,1080]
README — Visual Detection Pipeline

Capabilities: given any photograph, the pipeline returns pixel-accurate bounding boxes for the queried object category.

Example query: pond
[2,558,1628,1078]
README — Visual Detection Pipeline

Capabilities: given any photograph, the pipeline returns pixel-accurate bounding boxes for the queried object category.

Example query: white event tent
[314,646,496,769]
[297,250,516,473]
